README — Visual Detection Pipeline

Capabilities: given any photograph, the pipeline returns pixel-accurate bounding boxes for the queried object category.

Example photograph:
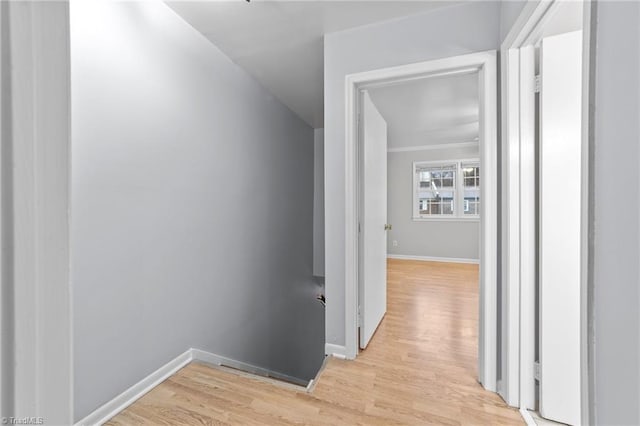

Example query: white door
[539,30,583,425]
[359,91,388,349]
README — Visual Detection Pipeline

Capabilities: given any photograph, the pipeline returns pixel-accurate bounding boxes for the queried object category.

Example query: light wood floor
[107,259,523,425]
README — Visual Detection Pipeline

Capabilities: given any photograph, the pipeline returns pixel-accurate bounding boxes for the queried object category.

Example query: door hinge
[357,305,362,326]
[534,361,541,381]
[534,75,541,93]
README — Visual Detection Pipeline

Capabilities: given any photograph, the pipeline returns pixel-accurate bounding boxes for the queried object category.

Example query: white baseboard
[74,349,192,426]
[307,351,332,393]
[324,343,347,359]
[519,408,537,426]
[75,348,310,425]
[191,348,308,387]
[387,254,479,264]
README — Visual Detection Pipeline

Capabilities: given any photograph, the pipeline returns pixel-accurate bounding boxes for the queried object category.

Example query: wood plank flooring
[107,259,523,425]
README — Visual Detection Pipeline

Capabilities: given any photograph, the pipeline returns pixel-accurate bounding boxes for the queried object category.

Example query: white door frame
[344,51,498,391]
[500,0,592,421]
[2,1,73,422]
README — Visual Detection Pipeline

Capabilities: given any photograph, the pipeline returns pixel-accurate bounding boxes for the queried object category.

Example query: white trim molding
[75,348,311,426]
[74,350,192,426]
[500,2,552,407]
[8,2,73,422]
[387,141,479,153]
[387,254,479,264]
[324,343,347,359]
[344,50,498,391]
[500,0,592,418]
[519,408,538,426]
[191,349,308,387]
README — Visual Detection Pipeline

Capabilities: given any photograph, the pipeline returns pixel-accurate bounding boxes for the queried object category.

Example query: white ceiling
[367,71,479,148]
[166,1,462,128]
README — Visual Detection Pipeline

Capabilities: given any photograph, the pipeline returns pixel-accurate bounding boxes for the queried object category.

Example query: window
[462,162,480,216]
[413,160,480,219]
[415,163,456,216]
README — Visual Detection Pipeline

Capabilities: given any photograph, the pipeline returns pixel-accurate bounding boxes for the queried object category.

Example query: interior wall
[324,0,501,348]
[2,2,73,422]
[499,0,527,42]
[313,128,325,277]
[497,0,640,421]
[591,1,640,424]
[0,0,12,417]
[71,1,324,421]
[387,145,480,260]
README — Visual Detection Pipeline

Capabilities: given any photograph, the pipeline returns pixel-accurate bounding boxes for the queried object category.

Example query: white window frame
[412,158,480,221]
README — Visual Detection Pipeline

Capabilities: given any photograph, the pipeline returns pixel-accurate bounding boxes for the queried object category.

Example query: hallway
[108,259,522,425]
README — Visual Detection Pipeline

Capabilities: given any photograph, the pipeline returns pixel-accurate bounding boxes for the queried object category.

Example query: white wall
[313,128,325,276]
[387,146,480,260]
[324,1,500,348]
[71,1,324,421]
[591,1,640,424]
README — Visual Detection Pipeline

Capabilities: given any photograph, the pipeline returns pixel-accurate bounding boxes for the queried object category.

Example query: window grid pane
[416,163,456,217]
[461,162,480,216]
[415,161,480,218]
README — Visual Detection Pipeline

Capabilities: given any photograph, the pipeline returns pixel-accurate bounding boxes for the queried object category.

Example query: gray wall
[496,0,640,422]
[70,1,324,421]
[0,1,12,417]
[499,0,527,42]
[313,128,325,277]
[1,3,73,421]
[591,1,640,424]
[324,1,500,347]
[387,146,480,260]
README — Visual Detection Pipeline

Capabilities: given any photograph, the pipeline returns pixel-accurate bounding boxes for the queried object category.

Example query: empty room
[1,1,639,425]
[371,70,484,402]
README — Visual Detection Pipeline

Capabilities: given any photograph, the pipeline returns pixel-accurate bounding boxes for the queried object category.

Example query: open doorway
[370,72,482,265]
[344,51,498,392]
[501,1,590,424]
[356,69,486,389]
[358,71,482,347]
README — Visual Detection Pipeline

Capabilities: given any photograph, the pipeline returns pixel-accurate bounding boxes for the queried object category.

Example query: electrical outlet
[392,240,398,247]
